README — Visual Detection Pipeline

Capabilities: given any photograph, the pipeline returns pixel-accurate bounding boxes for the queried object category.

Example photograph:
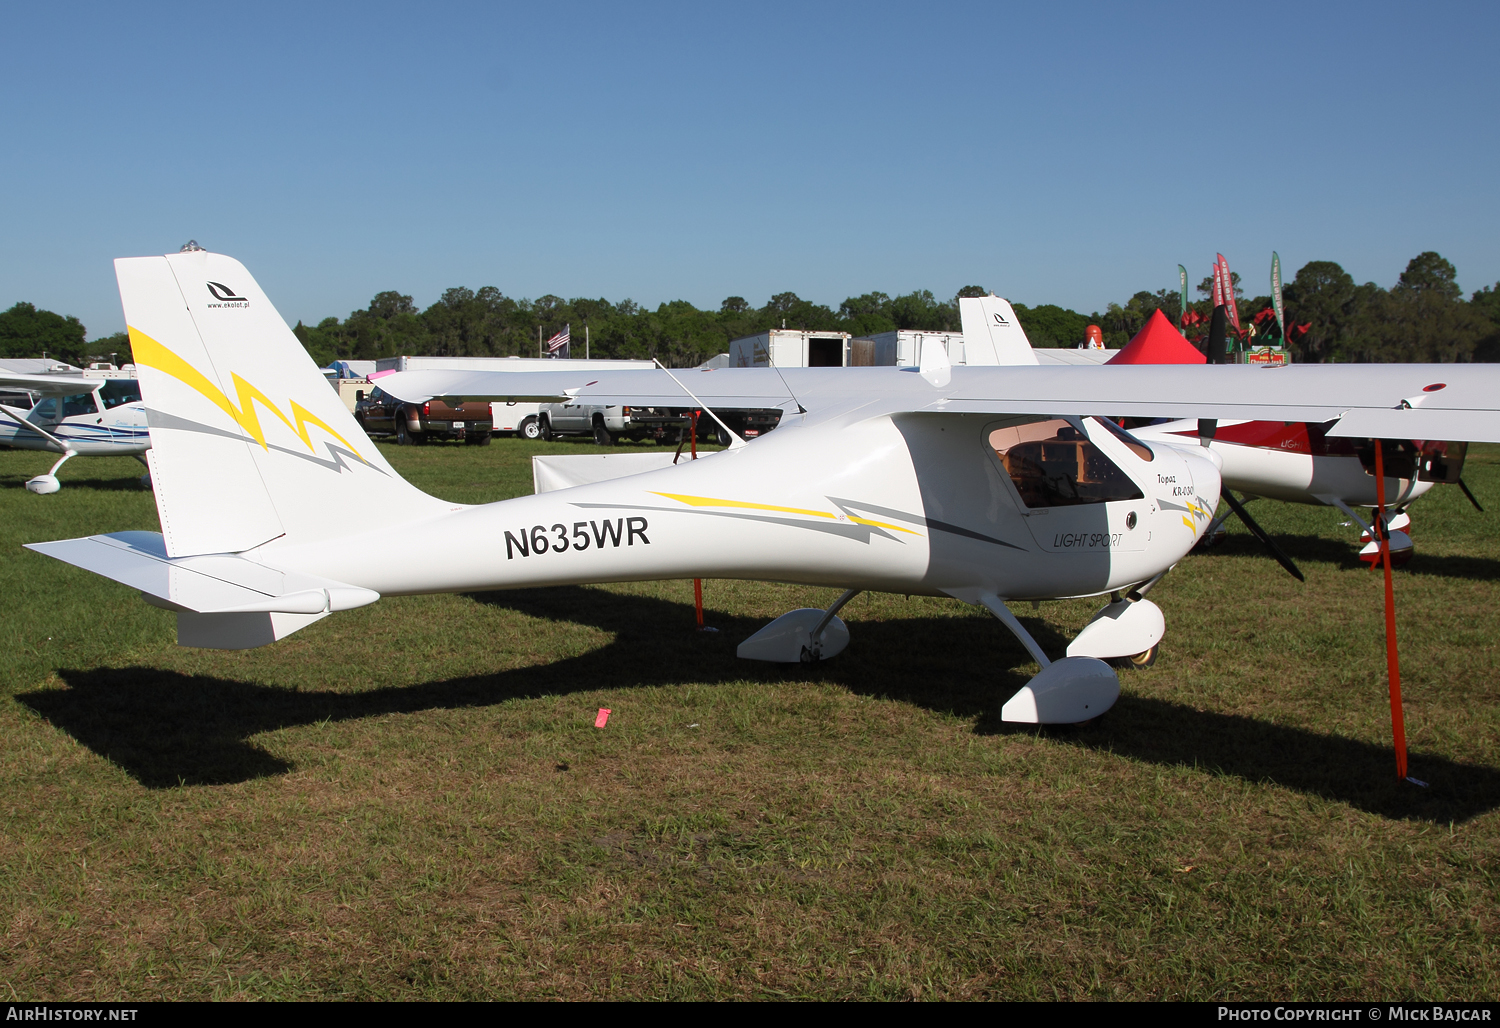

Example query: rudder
[118,250,445,557]
[959,295,1039,366]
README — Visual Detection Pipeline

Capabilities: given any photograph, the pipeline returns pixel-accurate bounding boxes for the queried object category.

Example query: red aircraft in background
[1110,308,1476,579]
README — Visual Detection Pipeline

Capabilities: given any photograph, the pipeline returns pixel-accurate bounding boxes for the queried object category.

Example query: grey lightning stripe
[827,496,1026,552]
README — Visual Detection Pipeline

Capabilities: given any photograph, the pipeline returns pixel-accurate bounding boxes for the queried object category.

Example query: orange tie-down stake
[1374,441,1424,786]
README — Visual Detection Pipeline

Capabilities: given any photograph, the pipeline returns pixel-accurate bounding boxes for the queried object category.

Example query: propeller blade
[1206,304,1229,364]
[1220,491,1305,582]
[1458,477,1485,513]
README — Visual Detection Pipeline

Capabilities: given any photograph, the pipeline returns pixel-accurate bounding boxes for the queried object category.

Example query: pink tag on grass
[595,708,611,728]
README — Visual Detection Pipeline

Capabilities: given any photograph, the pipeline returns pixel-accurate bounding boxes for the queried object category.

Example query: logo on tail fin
[206,282,250,308]
[207,282,247,301]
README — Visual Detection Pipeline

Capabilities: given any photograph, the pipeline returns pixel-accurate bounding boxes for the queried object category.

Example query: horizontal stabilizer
[26,531,378,644]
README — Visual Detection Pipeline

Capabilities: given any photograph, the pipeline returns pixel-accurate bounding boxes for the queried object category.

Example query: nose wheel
[1109,643,1159,670]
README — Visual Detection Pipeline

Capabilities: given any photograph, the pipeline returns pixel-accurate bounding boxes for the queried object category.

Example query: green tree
[1282,261,1361,362]
[1012,303,1093,347]
[87,330,132,366]
[1344,252,1487,363]
[761,292,838,331]
[0,302,87,363]
[888,289,956,331]
[838,291,895,336]
[1470,283,1500,362]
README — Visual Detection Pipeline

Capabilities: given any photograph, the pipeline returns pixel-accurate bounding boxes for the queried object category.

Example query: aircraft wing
[924,364,1500,439]
[376,362,1500,443]
[0,372,98,396]
[378,366,798,408]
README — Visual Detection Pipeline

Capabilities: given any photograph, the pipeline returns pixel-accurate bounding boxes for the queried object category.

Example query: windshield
[1090,417,1154,461]
[989,418,1145,509]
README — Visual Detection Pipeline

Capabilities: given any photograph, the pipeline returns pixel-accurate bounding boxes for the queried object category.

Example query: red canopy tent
[1105,309,1206,365]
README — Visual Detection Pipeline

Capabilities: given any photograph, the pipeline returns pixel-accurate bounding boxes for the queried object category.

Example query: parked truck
[372,355,655,439]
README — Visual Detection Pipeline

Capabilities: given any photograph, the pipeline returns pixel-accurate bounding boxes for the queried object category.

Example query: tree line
[3,250,1497,368]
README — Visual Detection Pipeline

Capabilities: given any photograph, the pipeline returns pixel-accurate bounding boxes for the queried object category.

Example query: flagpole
[586,324,589,360]
[538,325,542,359]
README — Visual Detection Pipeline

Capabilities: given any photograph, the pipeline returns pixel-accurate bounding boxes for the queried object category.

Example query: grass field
[2,436,1499,1000]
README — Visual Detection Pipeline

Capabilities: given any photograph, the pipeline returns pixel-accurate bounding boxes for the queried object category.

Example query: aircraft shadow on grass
[1200,531,1500,583]
[22,585,1500,823]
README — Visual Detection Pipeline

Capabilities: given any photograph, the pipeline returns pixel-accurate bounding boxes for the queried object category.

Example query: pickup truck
[540,401,783,445]
[354,386,493,445]
[538,402,694,445]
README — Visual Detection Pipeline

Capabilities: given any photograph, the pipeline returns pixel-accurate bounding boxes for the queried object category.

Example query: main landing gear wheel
[1109,643,1159,670]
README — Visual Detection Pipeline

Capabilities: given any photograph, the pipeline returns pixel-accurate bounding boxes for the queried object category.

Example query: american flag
[546,323,570,358]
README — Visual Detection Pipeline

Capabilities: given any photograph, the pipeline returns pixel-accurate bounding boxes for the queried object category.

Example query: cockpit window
[989,418,1145,509]
[1091,416,1154,461]
[99,380,142,409]
[63,393,98,417]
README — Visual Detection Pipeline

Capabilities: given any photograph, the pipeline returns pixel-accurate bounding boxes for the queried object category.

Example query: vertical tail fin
[958,295,1039,366]
[118,251,445,558]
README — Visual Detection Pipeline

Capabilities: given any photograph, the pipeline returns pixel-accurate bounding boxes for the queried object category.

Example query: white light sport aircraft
[26,252,1500,726]
[0,363,150,493]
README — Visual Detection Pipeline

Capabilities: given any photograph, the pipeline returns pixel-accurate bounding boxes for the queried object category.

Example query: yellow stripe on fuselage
[128,327,368,462]
[651,492,920,535]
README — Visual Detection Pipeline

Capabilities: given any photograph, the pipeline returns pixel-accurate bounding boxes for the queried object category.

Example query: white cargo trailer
[729,330,853,368]
[371,356,654,438]
[854,330,968,367]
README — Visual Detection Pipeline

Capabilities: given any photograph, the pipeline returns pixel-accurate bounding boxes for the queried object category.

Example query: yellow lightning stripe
[1183,515,1196,529]
[653,492,836,518]
[847,516,921,536]
[652,492,921,535]
[127,327,368,461]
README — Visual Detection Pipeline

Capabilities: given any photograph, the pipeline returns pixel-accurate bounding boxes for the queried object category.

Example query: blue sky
[2,0,1496,337]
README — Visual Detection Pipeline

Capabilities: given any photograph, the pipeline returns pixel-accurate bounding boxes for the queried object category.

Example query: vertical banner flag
[1271,251,1286,343]
[1212,259,1226,310]
[1217,254,1241,333]
[1178,265,1189,326]
[546,323,571,359]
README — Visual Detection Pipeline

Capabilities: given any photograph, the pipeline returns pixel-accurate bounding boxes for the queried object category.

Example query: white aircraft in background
[25,251,1500,729]
[0,361,150,493]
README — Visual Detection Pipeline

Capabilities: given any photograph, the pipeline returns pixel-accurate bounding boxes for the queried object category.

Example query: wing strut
[1220,492,1305,582]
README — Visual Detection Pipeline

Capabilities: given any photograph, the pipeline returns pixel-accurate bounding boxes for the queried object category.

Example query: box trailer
[371,356,654,438]
[852,330,968,367]
[729,330,853,368]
